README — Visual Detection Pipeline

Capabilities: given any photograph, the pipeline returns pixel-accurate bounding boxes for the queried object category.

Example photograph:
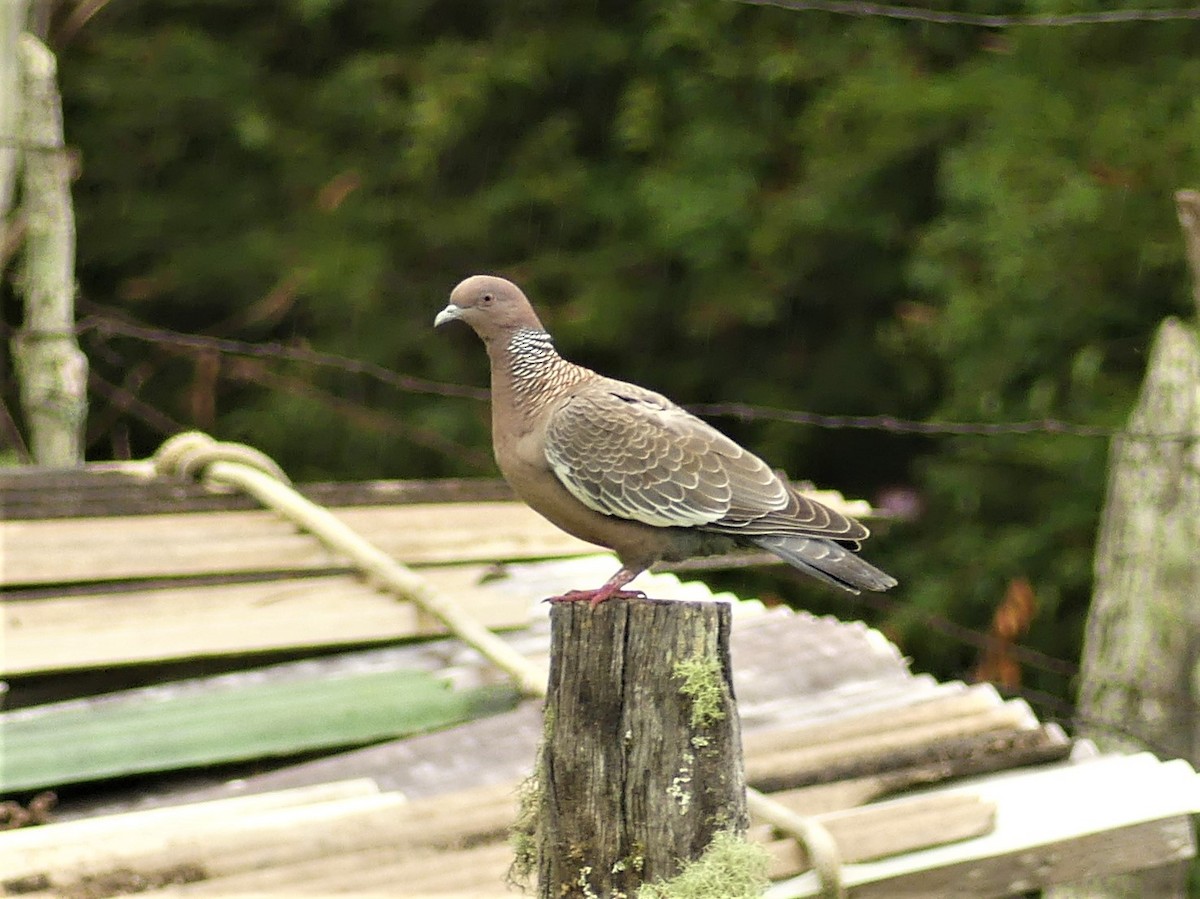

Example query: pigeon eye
[481,293,494,306]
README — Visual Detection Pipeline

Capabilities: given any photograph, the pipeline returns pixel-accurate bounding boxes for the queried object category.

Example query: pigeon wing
[543,381,864,540]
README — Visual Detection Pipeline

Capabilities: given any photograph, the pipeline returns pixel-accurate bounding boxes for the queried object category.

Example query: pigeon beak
[434,304,462,327]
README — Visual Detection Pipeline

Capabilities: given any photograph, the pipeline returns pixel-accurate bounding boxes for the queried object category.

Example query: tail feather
[751,534,898,594]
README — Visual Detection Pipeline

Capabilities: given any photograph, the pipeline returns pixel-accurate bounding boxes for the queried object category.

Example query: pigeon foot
[546,588,648,608]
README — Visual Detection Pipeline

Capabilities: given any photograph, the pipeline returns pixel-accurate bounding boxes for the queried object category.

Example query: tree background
[4,0,1199,726]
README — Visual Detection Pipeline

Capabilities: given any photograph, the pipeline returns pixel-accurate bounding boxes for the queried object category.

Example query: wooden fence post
[536,598,748,897]
[1056,190,1200,899]
[1076,193,1200,765]
[10,34,88,467]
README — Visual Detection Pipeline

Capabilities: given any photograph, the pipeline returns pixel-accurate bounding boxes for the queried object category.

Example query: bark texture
[11,35,87,466]
[1060,196,1200,899]
[1077,317,1200,762]
[537,598,747,898]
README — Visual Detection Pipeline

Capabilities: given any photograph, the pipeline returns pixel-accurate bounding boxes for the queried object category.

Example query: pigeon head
[435,275,545,341]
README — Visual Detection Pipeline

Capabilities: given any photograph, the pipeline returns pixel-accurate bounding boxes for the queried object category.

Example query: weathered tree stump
[536,597,747,898]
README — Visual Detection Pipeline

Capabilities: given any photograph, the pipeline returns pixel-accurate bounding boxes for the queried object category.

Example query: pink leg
[546,564,647,608]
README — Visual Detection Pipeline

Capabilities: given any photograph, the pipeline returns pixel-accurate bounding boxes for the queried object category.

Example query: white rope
[747,788,845,898]
[152,432,545,696]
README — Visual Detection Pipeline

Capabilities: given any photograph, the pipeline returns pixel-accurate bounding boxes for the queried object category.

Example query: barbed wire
[78,323,497,471]
[78,316,491,402]
[691,402,1196,442]
[736,0,1200,27]
[79,315,1198,444]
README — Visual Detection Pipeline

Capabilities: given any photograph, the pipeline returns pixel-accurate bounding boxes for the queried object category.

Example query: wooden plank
[744,683,1006,754]
[1,502,597,586]
[0,792,409,885]
[0,781,516,885]
[770,754,1200,897]
[746,700,1040,790]
[148,841,514,896]
[2,564,545,675]
[758,724,1071,816]
[0,471,517,519]
[0,780,379,852]
[756,792,996,877]
[807,817,1196,898]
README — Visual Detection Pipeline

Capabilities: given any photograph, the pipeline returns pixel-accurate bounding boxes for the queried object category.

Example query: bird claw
[544,588,648,608]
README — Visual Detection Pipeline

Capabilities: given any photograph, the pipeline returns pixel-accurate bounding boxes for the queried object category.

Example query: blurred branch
[56,0,118,47]
[87,369,184,436]
[0,396,32,462]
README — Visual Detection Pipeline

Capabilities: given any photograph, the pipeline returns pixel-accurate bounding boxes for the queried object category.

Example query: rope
[153,431,290,485]
[151,431,845,893]
[747,789,845,898]
[152,432,545,696]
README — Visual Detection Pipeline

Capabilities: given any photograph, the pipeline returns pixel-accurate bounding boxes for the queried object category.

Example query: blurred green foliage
[8,1,1200,711]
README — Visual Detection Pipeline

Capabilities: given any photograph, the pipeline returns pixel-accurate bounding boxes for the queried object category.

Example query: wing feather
[543,380,868,540]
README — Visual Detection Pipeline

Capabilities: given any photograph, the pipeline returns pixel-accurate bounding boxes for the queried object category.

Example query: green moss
[673,656,726,728]
[636,831,770,899]
[508,769,540,887]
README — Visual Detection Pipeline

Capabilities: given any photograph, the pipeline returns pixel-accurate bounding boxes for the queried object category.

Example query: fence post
[1060,191,1200,899]
[10,34,88,466]
[1077,192,1200,763]
[536,598,748,897]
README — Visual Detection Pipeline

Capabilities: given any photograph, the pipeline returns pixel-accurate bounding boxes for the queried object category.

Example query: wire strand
[79,316,490,402]
[735,0,1200,27]
[77,316,1199,444]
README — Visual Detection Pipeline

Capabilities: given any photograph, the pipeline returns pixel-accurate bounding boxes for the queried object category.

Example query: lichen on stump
[535,597,748,898]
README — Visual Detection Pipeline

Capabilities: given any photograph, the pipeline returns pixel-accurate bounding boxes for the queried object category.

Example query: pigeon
[435,275,898,605]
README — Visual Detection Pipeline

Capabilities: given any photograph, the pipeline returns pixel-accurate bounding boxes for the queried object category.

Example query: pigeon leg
[547,564,647,608]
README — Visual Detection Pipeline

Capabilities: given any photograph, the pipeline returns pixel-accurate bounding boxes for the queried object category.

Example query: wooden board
[769,754,1200,897]
[0,469,518,519]
[0,501,597,587]
[3,564,543,676]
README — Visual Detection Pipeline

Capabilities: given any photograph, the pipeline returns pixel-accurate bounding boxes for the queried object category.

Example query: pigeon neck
[491,327,582,416]
[500,328,562,386]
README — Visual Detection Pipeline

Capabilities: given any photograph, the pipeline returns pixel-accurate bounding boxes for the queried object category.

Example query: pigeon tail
[751,534,898,594]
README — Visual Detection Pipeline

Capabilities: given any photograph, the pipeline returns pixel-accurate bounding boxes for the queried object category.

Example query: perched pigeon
[436,275,898,605]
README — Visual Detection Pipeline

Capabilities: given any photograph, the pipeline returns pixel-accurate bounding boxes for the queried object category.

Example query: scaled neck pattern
[501,328,588,414]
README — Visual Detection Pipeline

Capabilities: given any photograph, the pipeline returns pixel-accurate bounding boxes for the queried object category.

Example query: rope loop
[795,815,845,899]
[153,431,291,489]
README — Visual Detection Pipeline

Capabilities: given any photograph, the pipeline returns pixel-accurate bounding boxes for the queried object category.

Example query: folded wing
[543,380,868,541]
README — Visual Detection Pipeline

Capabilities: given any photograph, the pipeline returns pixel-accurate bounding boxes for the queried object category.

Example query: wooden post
[1076,193,1200,765]
[11,34,88,466]
[536,598,748,898]
[1055,192,1200,899]
[0,0,30,229]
